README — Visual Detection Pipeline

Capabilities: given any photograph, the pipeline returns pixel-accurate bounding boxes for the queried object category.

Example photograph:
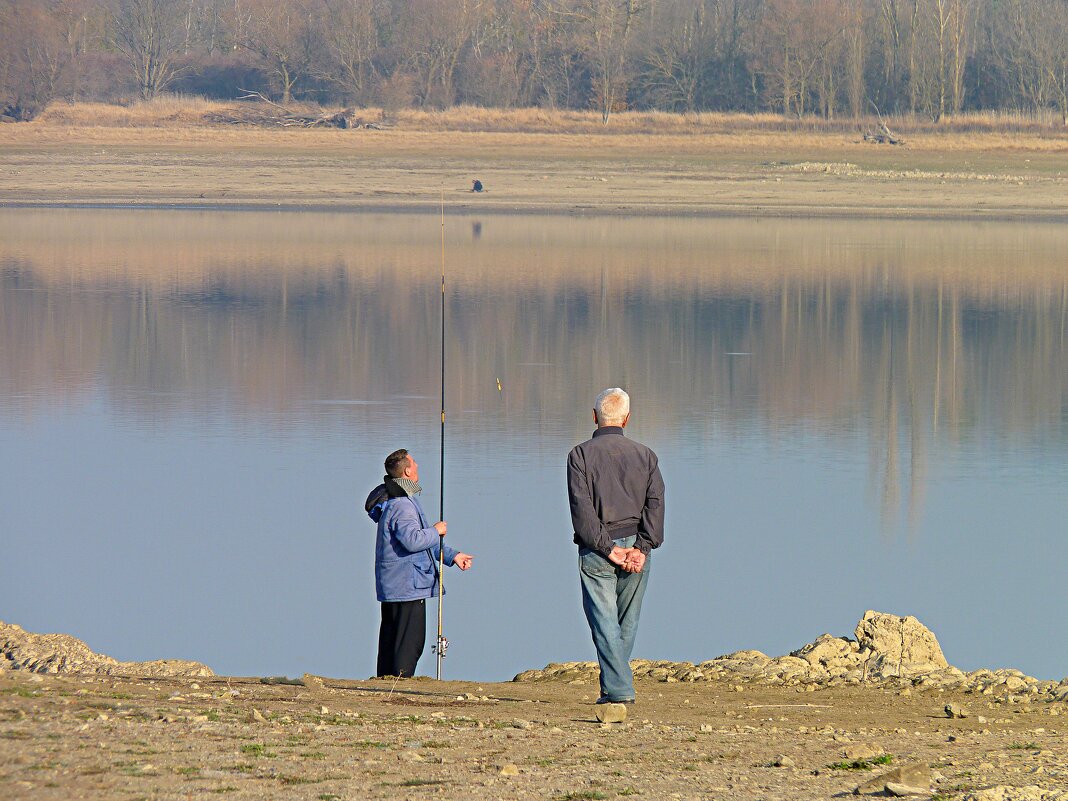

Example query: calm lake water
[1,208,1066,682]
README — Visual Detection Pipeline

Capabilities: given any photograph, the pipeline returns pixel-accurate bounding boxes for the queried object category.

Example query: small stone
[319,706,329,715]
[398,751,424,762]
[699,724,715,733]
[977,715,987,723]
[843,744,884,761]
[512,719,533,730]
[595,703,627,724]
[772,755,795,768]
[249,708,267,723]
[190,683,200,689]
[499,764,520,776]
[885,782,928,796]
[854,762,931,795]
[945,703,969,718]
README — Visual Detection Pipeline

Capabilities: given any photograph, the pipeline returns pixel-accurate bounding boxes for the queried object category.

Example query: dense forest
[2,0,1067,124]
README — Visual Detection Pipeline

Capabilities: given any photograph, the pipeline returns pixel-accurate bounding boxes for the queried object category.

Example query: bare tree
[556,0,643,124]
[111,0,188,99]
[639,0,713,112]
[1027,0,1068,124]
[233,0,316,104]
[313,0,384,103]
[754,0,847,117]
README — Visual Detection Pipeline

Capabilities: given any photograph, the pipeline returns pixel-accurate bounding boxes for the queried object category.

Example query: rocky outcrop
[514,610,1065,700]
[0,620,213,677]
[853,610,949,678]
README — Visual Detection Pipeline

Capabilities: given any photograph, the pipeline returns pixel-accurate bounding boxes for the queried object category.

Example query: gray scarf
[393,476,422,497]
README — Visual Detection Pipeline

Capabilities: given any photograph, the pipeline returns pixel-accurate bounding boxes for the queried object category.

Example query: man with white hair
[567,388,665,704]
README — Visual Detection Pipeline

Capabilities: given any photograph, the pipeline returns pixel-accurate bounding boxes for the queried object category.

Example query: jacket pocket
[412,562,436,590]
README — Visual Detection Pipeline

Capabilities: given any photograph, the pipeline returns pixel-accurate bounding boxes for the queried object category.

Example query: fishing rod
[435,187,447,680]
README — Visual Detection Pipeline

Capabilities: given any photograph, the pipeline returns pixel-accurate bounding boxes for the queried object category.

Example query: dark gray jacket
[567,426,665,557]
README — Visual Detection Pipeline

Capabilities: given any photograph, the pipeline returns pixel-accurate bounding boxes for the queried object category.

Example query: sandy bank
[2,124,1067,220]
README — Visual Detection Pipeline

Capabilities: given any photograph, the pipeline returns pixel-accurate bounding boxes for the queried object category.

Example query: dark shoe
[595,696,635,705]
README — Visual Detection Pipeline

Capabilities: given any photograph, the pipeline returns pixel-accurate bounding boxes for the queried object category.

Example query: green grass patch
[280,775,323,785]
[828,754,893,771]
[210,788,238,794]
[299,751,327,760]
[1008,742,1039,750]
[556,793,609,801]
[175,766,200,776]
[239,743,277,758]
[619,790,641,797]
[344,740,388,749]
[399,779,444,787]
[1,730,32,740]
[319,795,342,801]
[1,687,38,698]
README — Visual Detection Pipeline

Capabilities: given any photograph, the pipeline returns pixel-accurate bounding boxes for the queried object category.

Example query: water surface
[1,209,1066,681]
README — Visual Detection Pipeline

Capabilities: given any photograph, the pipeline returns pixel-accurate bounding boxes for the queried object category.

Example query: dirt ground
[1,125,1067,219]
[1,668,1065,801]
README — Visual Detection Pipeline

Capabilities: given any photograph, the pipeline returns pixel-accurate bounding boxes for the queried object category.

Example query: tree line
[2,0,1067,124]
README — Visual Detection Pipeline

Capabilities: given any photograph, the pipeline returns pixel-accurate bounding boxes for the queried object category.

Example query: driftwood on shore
[863,123,905,145]
[204,93,386,130]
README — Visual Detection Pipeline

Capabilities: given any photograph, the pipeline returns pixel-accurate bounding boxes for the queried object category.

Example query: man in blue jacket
[374,448,473,678]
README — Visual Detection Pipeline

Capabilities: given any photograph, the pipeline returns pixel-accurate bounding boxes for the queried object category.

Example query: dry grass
[30,95,1068,142]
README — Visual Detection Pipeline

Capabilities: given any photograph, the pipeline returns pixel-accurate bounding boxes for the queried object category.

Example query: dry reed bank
[2,99,1067,218]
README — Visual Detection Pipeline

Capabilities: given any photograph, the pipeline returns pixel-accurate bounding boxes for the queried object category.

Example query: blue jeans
[579,535,650,702]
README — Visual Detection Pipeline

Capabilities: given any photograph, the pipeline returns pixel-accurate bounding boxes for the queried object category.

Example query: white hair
[595,387,630,426]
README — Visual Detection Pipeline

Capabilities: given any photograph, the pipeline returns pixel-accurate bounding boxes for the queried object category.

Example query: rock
[854,611,948,679]
[595,703,627,724]
[946,703,969,718]
[249,708,267,723]
[0,620,213,677]
[499,764,520,776]
[772,755,795,767]
[854,763,932,795]
[792,633,861,672]
[886,782,930,797]
[843,744,884,761]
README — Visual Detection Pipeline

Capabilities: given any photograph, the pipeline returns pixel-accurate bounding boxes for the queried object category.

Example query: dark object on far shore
[471,180,483,192]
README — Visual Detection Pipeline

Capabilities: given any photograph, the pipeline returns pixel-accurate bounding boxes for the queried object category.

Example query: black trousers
[377,599,426,678]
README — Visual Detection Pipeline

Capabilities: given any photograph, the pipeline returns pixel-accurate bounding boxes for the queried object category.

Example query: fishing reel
[433,635,449,658]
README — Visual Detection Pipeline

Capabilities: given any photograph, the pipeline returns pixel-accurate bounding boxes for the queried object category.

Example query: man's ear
[592,409,598,425]
[621,412,631,428]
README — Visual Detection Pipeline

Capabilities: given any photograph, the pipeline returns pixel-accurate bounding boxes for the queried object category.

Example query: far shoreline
[3,108,1067,222]
[4,200,1068,225]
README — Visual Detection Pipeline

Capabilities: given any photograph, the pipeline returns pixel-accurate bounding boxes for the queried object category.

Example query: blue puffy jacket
[375,495,458,602]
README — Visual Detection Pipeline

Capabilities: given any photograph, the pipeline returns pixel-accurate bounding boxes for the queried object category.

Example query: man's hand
[607,546,629,566]
[433,521,447,536]
[622,549,646,573]
[453,553,473,570]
